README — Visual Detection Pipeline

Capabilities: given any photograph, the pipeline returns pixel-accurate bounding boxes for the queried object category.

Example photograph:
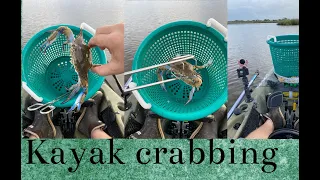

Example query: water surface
[227,23,299,109]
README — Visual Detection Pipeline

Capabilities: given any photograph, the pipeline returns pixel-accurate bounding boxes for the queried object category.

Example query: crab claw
[40,41,53,54]
[40,26,75,53]
[157,68,167,92]
[204,58,214,67]
[40,31,61,53]
[66,87,87,114]
[185,87,196,105]
[195,58,214,69]
[61,84,81,104]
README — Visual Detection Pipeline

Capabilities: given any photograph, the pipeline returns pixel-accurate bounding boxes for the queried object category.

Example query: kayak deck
[227,70,299,138]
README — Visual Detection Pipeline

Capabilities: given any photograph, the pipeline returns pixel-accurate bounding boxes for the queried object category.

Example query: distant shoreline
[228,18,299,26]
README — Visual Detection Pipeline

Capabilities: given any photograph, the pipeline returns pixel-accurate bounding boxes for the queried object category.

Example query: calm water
[22,0,124,48]
[124,0,227,82]
[227,23,299,109]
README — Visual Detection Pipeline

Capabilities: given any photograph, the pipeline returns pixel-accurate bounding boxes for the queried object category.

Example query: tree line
[228,18,299,25]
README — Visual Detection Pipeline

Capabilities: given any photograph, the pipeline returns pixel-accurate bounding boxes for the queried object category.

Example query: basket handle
[129,82,152,109]
[22,81,43,102]
[80,22,96,35]
[206,18,228,42]
[267,35,277,42]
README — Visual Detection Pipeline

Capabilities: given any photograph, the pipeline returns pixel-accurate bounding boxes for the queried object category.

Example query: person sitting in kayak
[245,110,298,139]
[245,118,277,139]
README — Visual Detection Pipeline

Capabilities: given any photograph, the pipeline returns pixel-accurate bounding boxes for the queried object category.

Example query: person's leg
[76,91,112,139]
[246,107,286,139]
[91,129,112,139]
[246,119,274,139]
[29,135,38,139]
[23,98,58,139]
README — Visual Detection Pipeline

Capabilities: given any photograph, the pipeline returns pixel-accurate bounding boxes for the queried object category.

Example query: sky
[228,0,299,20]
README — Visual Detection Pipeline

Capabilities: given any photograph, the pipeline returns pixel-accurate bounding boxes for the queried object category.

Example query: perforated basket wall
[22,24,106,107]
[267,34,299,77]
[132,21,227,121]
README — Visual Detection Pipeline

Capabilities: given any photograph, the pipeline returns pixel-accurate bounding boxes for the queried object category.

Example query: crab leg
[40,31,61,53]
[158,64,177,91]
[180,62,185,70]
[40,26,75,53]
[185,87,196,105]
[61,84,81,104]
[157,68,167,91]
[62,41,70,51]
[65,82,78,91]
[63,34,75,51]
[194,58,213,69]
[66,87,87,114]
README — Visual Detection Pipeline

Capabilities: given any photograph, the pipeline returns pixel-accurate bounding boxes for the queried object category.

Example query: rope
[47,114,56,138]
[189,122,203,139]
[76,107,87,129]
[157,118,165,139]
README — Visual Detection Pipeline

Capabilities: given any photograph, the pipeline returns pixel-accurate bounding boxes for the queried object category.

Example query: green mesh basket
[267,34,299,78]
[132,20,227,121]
[22,24,107,107]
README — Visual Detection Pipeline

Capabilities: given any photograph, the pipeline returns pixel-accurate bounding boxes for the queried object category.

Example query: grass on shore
[277,18,299,25]
[228,18,299,26]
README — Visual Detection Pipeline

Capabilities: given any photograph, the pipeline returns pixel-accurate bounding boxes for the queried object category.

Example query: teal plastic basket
[132,20,227,121]
[267,34,299,78]
[22,24,107,107]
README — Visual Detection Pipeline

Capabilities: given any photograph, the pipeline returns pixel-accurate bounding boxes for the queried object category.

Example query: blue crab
[41,26,96,113]
[157,57,213,105]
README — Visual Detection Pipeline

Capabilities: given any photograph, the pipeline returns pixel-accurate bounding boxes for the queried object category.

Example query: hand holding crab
[41,26,95,113]
[88,23,124,76]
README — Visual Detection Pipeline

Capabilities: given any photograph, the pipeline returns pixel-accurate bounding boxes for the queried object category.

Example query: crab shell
[69,30,93,88]
[180,74,202,88]
[167,61,203,88]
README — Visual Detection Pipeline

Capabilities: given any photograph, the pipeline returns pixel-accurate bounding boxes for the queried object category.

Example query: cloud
[228,0,299,20]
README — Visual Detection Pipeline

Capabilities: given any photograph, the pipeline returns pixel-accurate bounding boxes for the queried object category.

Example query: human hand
[88,23,124,76]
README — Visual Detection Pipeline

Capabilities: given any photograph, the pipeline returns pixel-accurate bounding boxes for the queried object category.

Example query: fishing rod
[227,70,259,120]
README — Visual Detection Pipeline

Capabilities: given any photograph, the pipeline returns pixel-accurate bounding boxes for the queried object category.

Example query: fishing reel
[237,59,249,78]
[236,59,253,102]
